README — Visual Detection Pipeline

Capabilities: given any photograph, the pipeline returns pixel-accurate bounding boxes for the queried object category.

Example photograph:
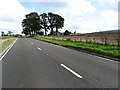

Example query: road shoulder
[0,38,18,60]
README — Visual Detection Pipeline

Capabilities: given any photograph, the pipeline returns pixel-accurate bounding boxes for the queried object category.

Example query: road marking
[93,55,119,63]
[47,54,48,55]
[31,43,33,44]
[81,52,119,63]
[0,38,18,61]
[37,47,42,50]
[61,64,83,79]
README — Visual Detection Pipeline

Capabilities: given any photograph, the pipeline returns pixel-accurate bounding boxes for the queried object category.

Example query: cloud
[55,0,97,33]
[95,0,119,11]
[18,0,68,2]
[39,2,68,8]
[55,0,118,33]
[101,10,118,26]
[0,0,31,34]
[0,21,22,34]
[56,0,96,16]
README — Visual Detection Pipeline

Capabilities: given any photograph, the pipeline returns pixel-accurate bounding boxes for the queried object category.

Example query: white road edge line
[37,47,42,50]
[93,55,119,63]
[0,38,18,61]
[83,53,119,63]
[61,64,83,79]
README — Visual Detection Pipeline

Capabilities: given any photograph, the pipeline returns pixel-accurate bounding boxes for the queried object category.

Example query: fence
[40,33,120,46]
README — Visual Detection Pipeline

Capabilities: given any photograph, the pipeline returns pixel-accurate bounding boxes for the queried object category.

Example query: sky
[0,0,119,34]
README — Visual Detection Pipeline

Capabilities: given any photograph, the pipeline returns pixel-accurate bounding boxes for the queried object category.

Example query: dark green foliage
[13,34,20,37]
[40,12,64,36]
[22,12,41,36]
[64,30,71,36]
[21,12,64,36]
[1,31,5,36]
[7,31,13,36]
[36,31,44,35]
[40,13,48,35]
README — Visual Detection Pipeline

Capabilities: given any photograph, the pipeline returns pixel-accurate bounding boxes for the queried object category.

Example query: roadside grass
[0,37,17,53]
[32,37,120,59]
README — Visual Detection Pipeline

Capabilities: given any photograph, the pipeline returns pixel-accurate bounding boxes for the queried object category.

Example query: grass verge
[0,37,17,53]
[32,37,120,61]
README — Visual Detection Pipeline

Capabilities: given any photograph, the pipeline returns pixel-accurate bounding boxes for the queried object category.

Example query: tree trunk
[50,28,54,35]
[56,27,58,36]
[45,28,47,35]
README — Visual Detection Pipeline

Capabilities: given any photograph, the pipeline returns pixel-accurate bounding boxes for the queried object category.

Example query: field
[32,36,120,61]
[41,33,120,46]
[0,36,16,53]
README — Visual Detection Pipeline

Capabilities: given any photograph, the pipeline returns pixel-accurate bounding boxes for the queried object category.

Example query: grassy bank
[32,37,120,60]
[0,37,17,53]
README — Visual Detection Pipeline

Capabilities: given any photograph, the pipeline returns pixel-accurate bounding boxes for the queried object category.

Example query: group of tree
[21,12,64,36]
[1,31,13,36]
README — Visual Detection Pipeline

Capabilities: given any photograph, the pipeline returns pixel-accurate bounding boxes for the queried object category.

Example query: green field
[0,37,17,53]
[32,37,120,60]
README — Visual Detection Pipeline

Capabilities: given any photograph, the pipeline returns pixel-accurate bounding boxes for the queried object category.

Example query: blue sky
[0,0,119,34]
[20,2,57,14]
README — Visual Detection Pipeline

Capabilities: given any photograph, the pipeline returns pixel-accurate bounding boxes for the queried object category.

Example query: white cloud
[55,0,118,33]
[55,0,96,33]
[57,0,96,16]
[0,0,32,34]
[68,0,96,16]
[101,10,118,26]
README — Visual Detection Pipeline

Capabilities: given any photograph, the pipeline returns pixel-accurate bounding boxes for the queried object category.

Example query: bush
[64,30,71,36]
[37,31,44,35]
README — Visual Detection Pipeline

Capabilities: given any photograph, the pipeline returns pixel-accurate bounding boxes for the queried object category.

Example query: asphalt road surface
[2,38,118,88]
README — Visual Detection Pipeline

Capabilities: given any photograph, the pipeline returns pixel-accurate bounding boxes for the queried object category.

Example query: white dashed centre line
[37,47,42,50]
[61,64,83,79]
[31,43,33,44]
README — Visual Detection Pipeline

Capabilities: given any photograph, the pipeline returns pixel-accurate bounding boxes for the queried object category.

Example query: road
[2,38,118,88]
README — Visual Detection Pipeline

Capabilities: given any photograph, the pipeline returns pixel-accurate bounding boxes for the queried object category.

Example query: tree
[64,30,71,36]
[1,31,5,36]
[53,14,64,36]
[22,12,41,36]
[22,19,31,35]
[7,31,13,36]
[21,28,29,36]
[40,13,49,35]
[48,12,64,36]
[74,31,76,34]
[21,12,65,36]
[48,12,55,35]
[36,31,44,35]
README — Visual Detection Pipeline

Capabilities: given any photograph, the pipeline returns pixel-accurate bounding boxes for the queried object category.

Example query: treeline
[1,31,13,36]
[21,12,64,36]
